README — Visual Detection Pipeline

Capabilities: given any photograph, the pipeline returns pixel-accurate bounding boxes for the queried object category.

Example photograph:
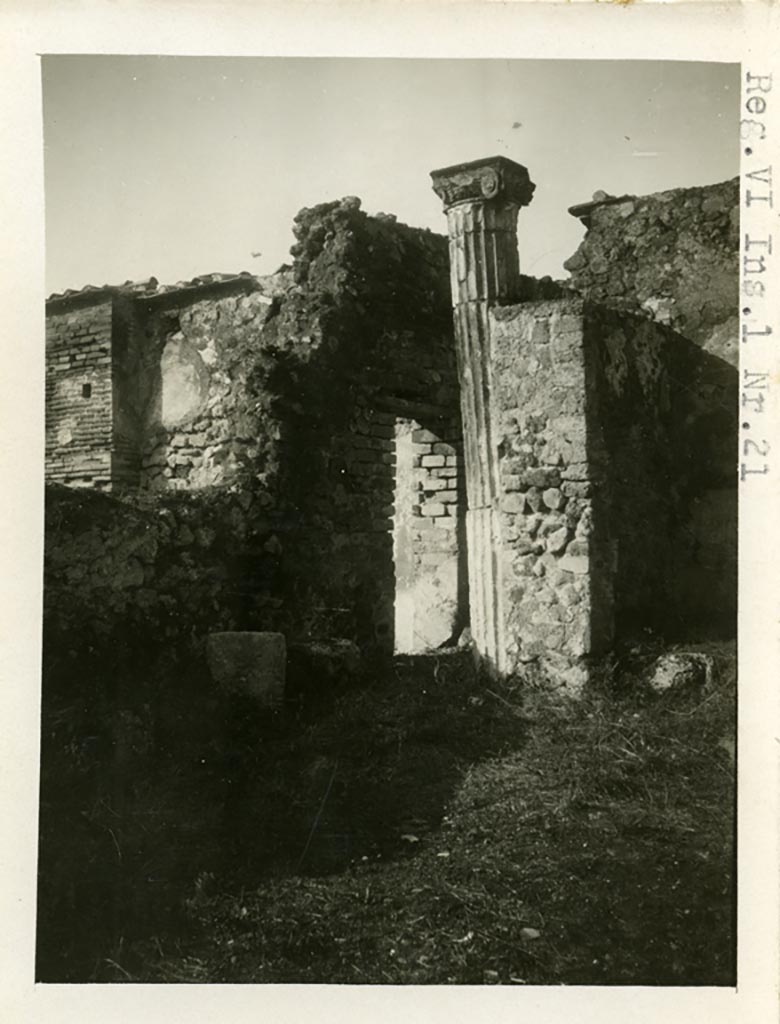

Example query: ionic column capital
[430,156,535,211]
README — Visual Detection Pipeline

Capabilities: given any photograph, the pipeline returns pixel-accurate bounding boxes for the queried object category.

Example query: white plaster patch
[160,335,211,428]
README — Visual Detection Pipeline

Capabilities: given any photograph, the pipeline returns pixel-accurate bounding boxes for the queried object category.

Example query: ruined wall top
[563,176,739,364]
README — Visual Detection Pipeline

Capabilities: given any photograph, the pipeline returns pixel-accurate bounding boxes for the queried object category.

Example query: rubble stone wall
[258,199,465,648]
[563,176,739,639]
[42,483,285,670]
[44,201,465,655]
[490,299,607,685]
[44,174,738,677]
[582,305,726,638]
[489,295,735,682]
[564,177,739,367]
[134,283,281,492]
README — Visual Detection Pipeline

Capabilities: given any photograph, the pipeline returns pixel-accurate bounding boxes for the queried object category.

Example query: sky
[42,57,739,295]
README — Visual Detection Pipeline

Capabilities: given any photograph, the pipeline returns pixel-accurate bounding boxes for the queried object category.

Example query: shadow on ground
[36,643,735,986]
[37,649,529,980]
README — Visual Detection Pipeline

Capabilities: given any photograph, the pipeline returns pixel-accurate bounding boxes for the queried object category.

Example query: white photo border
[1,3,778,1022]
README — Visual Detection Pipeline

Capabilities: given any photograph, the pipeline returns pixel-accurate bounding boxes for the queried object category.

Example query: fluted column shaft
[431,157,535,674]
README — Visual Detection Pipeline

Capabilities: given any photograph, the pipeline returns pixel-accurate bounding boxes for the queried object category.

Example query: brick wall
[394,421,465,651]
[45,298,114,488]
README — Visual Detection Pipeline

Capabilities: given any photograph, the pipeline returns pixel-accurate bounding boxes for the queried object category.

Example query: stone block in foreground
[646,652,713,695]
[206,631,286,706]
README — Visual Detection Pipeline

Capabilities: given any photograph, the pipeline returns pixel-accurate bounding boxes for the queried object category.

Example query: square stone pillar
[431,157,535,673]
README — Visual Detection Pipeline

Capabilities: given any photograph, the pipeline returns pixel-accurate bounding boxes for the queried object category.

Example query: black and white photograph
[38,52,740,985]
[2,2,779,1021]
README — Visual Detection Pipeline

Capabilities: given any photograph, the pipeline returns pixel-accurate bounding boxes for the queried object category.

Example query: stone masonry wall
[564,177,739,367]
[260,200,464,649]
[564,177,738,637]
[490,299,607,686]
[135,281,283,492]
[488,295,733,682]
[44,200,464,654]
[581,305,728,638]
[123,202,465,649]
[45,297,114,488]
[42,482,286,671]
[45,174,737,671]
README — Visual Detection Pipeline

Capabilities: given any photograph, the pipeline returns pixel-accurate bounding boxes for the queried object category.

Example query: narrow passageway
[392,417,467,654]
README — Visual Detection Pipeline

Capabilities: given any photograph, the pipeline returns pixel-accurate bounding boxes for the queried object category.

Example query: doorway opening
[392,417,466,653]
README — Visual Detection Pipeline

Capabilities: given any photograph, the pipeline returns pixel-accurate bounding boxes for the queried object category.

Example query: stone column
[431,157,535,673]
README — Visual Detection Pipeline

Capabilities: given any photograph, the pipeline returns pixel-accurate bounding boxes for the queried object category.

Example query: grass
[37,641,735,986]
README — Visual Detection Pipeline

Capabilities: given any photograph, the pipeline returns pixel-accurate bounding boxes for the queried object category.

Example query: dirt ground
[36,641,735,985]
